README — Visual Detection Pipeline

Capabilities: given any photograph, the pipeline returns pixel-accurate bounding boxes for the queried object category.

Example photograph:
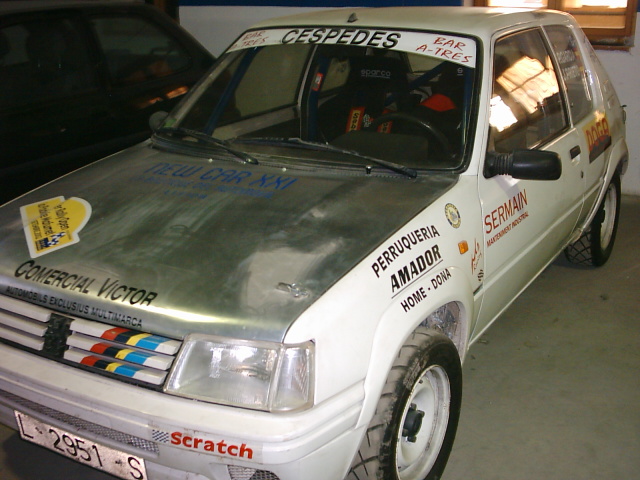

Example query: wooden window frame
[474,0,638,50]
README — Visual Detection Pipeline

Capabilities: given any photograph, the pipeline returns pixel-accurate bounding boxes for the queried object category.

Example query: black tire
[347,329,462,480]
[565,170,621,266]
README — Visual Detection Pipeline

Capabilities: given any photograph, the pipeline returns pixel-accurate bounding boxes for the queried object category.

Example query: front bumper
[0,344,365,480]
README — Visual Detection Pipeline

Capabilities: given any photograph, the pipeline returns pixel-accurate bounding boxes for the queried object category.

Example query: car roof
[0,0,148,15]
[252,6,576,42]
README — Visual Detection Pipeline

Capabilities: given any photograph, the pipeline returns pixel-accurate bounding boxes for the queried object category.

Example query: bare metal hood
[0,144,456,342]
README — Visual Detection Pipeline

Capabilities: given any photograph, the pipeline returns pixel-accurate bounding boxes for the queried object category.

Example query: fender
[571,137,628,244]
[354,265,474,430]
[606,137,629,179]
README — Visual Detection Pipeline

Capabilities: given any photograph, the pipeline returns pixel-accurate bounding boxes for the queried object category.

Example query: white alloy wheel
[599,180,618,250]
[347,329,461,480]
[564,170,621,266]
[397,365,450,479]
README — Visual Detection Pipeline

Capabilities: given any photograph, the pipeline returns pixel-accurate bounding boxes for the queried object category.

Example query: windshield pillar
[204,48,260,135]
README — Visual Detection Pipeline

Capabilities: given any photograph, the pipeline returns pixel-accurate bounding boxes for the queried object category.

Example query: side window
[91,15,191,86]
[0,17,97,109]
[544,25,593,124]
[489,29,568,153]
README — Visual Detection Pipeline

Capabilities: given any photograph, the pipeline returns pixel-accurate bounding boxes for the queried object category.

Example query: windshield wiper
[155,126,259,165]
[238,137,417,178]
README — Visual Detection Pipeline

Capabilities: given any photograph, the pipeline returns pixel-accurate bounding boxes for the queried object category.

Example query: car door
[474,27,585,335]
[87,8,213,143]
[544,24,606,221]
[0,12,110,176]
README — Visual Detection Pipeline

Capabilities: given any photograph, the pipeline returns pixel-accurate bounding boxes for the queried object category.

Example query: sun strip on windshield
[227,27,476,68]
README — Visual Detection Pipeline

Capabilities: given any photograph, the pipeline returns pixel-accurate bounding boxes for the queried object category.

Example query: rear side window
[91,15,191,86]
[0,17,97,109]
[544,25,593,124]
[489,28,568,153]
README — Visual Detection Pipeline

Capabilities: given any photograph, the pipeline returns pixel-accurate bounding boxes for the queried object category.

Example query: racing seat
[318,55,411,141]
[409,62,465,148]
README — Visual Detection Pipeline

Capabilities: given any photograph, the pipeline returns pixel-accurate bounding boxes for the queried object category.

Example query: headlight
[165,334,314,412]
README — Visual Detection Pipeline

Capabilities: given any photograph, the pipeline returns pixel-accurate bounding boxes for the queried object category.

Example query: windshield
[161,27,478,172]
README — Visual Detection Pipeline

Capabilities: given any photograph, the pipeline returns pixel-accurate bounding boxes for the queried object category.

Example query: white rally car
[0,7,628,480]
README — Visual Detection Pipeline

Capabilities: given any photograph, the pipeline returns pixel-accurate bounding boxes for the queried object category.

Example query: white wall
[596,24,640,195]
[180,6,640,195]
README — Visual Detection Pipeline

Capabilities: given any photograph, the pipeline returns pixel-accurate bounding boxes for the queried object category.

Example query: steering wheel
[370,112,452,159]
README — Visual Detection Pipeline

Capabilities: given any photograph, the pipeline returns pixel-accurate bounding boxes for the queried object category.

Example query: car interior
[181,44,475,170]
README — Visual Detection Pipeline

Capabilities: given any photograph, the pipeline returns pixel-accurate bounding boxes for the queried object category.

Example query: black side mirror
[484,150,562,180]
[149,111,169,132]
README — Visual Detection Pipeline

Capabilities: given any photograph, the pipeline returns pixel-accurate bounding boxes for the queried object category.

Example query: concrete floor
[444,194,640,480]
[1,196,638,480]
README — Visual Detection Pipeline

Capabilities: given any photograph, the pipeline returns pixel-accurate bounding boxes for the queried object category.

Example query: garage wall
[597,24,640,195]
[179,2,640,195]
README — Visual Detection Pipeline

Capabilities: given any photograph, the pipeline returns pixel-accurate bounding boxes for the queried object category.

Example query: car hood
[0,144,457,342]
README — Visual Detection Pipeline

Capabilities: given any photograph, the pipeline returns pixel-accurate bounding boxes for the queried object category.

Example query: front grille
[1,388,159,454]
[228,466,280,480]
[0,294,181,387]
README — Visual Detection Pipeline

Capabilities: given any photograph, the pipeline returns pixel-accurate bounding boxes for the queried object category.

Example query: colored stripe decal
[70,319,180,355]
[126,333,151,346]
[116,348,135,360]
[112,330,139,343]
[105,362,122,373]
[80,356,142,377]
[89,343,109,355]
[67,334,173,371]
[116,349,153,364]
[80,355,99,367]
[132,335,166,350]
[94,359,112,370]
[114,364,141,377]
[64,349,168,385]
[101,327,130,341]
[127,351,153,364]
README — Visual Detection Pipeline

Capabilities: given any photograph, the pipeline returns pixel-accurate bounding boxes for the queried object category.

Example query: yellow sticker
[20,196,91,258]
[583,112,611,163]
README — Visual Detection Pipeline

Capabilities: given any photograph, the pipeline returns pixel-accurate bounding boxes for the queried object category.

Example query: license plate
[14,411,147,480]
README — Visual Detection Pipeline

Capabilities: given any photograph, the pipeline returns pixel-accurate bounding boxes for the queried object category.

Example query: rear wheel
[347,329,462,480]
[565,171,621,266]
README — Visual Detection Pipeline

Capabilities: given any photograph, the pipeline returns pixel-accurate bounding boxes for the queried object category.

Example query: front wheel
[565,170,621,266]
[347,329,462,480]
